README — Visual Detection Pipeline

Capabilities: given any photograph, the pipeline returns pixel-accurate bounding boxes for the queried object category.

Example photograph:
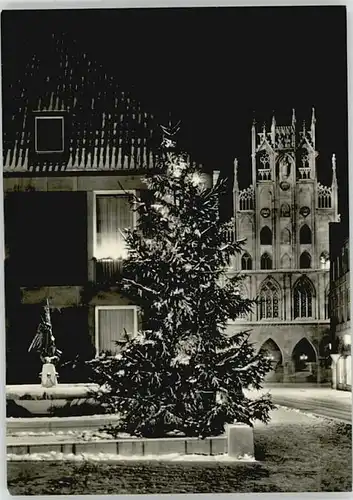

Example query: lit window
[94,192,135,261]
[35,116,64,153]
[95,306,138,354]
[259,280,280,319]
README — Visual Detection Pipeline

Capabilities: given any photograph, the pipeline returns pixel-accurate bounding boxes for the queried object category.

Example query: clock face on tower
[280,181,290,191]
[260,208,271,218]
[300,206,311,217]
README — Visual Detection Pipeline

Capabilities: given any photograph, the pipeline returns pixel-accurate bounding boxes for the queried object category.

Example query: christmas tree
[89,126,274,438]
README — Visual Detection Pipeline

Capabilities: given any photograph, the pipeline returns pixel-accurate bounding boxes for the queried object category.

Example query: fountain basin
[6,384,100,417]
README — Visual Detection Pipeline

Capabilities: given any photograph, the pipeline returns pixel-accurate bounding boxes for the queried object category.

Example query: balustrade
[95,258,123,284]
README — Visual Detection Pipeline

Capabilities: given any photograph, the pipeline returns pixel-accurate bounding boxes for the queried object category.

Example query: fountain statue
[28,298,62,388]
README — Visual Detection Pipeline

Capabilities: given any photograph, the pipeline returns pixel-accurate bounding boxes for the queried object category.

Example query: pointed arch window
[261,252,272,270]
[281,228,291,244]
[294,278,314,318]
[300,251,311,269]
[280,203,290,217]
[260,226,272,245]
[259,280,280,319]
[300,224,312,244]
[241,252,252,270]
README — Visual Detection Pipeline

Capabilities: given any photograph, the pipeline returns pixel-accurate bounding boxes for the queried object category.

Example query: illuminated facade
[329,223,351,391]
[227,110,340,383]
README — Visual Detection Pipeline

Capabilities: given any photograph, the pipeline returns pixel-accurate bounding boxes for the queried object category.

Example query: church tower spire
[311,107,316,147]
[331,153,338,218]
[271,111,276,145]
[332,153,338,187]
[233,157,239,193]
[251,118,256,187]
[233,157,239,243]
[292,108,296,127]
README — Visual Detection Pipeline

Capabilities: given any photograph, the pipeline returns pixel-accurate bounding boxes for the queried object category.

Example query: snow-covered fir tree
[89,132,274,438]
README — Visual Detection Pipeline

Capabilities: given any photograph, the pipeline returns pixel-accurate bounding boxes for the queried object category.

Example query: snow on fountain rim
[7,413,119,421]
[7,451,255,463]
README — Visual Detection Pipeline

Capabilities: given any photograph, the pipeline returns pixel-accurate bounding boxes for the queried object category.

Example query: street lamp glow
[343,334,351,346]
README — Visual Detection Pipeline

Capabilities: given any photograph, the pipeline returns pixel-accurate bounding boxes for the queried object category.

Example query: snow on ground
[8,407,323,443]
[7,452,255,462]
[254,405,326,427]
[8,430,115,441]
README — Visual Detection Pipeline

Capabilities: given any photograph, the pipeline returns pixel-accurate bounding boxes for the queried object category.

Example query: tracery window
[261,252,272,270]
[260,226,272,245]
[299,224,312,244]
[294,278,314,318]
[239,187,254,211]
[259,280,280,319]
[241,252,252,270]
[318,183,332,208]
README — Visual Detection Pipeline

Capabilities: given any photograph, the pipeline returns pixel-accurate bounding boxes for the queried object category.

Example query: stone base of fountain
[6,384,100,417]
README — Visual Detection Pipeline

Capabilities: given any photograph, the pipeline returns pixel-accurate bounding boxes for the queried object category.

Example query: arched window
[300,224,312,244]
[260,226,272,245]
[280,203,290,217]
[294,278,314,318]
[281,228,291,244]
[260,252,272,270]
[241,252,252,270]
[300,251,311,269]
[259,280,280,319]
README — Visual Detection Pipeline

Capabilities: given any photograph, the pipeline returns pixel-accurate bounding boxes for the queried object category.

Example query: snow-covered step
[7,435,228,458]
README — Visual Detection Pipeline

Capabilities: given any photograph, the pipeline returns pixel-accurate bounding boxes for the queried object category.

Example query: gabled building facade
[227,110,340,383]
[3,35,209,384]
[329,222,351,391]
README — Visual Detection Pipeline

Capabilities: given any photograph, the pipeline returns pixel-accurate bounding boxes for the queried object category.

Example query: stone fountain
[6,299,98,417]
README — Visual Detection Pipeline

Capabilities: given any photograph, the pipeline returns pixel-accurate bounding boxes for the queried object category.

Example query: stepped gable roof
[2,33,166,173]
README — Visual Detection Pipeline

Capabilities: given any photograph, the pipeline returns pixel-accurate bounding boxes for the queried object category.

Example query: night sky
[1,6,348,224]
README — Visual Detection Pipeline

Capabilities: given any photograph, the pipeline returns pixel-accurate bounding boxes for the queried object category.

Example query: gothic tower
[229,109,340,383]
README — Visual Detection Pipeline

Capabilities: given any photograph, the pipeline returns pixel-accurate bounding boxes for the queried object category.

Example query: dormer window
[35,116,64,154]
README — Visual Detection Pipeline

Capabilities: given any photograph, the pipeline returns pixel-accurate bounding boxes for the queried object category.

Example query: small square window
[35,116,64,153]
